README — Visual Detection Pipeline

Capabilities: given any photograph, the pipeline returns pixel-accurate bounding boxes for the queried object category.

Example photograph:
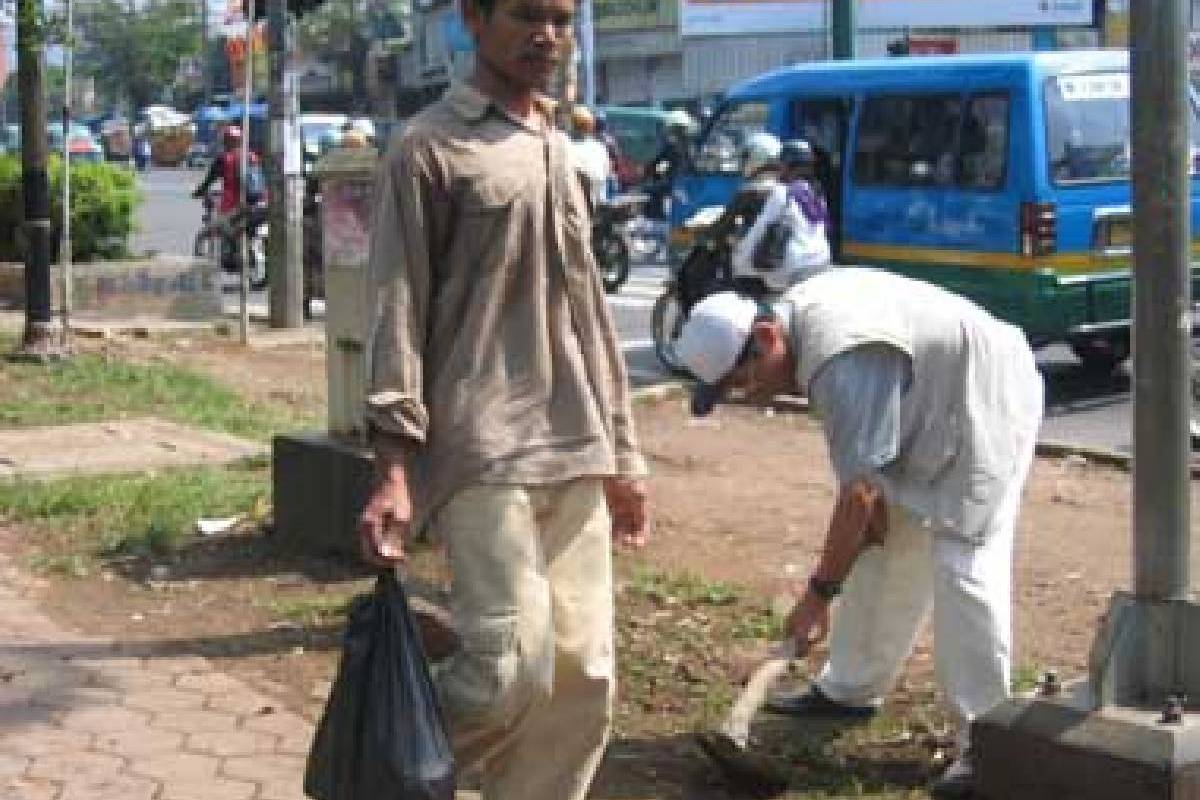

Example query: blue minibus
[669,50,1200,369]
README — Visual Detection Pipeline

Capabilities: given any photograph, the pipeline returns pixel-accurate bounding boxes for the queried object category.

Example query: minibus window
[694,101,771,175]
[854,94,963,187]
[1045,73,1131,183]
[959,93,1009,190]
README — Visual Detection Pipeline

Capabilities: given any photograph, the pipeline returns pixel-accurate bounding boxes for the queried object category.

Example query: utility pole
[579,0,595,107]
[14,0,59,359]
[1129,0,1190,607]
[267,0,303,328]
[201,0,211,112]
[975,1,1200,794]
[830,0,855,60]
[60,0,72,351]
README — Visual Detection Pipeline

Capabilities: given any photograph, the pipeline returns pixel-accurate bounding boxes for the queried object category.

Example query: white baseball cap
[674,292,760,416]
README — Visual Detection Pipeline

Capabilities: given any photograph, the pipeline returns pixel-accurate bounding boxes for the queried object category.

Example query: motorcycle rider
[732,137,832,292]
[593,111,624,195]
[568,104,613,204]
[645,109,696,220]
[671,131,781,313]
[192,125,260,239]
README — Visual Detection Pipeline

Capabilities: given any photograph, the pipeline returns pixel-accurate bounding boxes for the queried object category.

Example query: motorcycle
[651,204,746,374]
[651,178,806,373]
[592,193,647,295]
[193,193,269,291]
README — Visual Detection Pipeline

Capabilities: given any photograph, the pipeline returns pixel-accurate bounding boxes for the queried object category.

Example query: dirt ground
[4,331,1199,798]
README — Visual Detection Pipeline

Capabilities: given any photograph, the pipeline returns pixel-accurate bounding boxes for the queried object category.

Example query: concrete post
[272,147,379,557]
[830,0,855,60]
[267,0,304,328]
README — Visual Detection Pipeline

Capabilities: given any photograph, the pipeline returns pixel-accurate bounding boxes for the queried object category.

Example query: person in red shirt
[192,125,259,229]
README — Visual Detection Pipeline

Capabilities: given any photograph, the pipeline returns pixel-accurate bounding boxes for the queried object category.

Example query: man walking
[356,0,650,796]
[673,269,1043,799]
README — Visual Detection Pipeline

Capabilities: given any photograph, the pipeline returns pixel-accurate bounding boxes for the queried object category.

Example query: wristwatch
[808,576,842,600]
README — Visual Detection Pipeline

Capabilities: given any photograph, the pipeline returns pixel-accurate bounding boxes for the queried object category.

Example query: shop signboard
[681,0,1092,37]
[596,0,677,31]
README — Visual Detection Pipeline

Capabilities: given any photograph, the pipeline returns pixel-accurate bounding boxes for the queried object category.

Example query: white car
[299,112,349,164]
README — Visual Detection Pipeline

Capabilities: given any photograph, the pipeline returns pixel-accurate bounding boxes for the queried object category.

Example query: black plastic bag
[304,571,455,800]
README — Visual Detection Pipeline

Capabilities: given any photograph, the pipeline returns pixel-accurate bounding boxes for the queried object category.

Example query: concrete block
[0,258,222,320]
[975,689,1200,799]
[272,432,374,558]
[1089,593,1200,709]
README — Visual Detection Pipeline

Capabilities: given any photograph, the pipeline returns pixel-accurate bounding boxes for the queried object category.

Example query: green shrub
[0,154,141,262]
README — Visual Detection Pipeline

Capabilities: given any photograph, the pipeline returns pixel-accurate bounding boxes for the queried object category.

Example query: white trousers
[815,439,1037,745]
[430,479,614,800]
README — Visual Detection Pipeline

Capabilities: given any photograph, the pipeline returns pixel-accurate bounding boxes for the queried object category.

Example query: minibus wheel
[1070,335,1130,374]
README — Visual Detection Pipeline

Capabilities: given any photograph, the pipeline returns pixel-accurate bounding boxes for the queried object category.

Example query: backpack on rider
[737,137,831,292]
[674,132,781,314]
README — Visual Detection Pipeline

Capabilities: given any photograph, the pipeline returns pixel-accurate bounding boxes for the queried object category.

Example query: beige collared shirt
[365,82,646,527]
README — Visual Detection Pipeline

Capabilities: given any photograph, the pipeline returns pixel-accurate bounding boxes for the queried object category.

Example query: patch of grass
[626,565,741,607]
[0,349,314,439]
[263,593,354,626]
[0,462,269,558]
[1011,662,1043,694]
[615,564,950,798]
[731,604,785,641]
[27,552,91,578]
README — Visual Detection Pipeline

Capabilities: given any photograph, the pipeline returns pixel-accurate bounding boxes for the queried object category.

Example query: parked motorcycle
[193,193,269,291]
[593,193,647,295]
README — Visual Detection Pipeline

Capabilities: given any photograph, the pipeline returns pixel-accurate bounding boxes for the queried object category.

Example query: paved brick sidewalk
[0,565,314,800]
[0,559,482,800]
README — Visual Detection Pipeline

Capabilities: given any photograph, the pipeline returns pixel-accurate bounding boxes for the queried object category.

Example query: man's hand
[604,476,649,549]
[785,591,831,651]
[357,465,412,568]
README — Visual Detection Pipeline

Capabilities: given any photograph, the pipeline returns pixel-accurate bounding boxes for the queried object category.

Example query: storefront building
[398,0,1200,111]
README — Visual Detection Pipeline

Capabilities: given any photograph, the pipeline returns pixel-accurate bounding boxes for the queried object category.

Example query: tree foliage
[75,0,204,113]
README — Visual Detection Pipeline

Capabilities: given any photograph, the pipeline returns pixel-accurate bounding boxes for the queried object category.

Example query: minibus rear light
[1020,202,1057,256]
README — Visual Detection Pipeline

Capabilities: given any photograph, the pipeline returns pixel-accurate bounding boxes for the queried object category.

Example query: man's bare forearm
[811,478,885,585]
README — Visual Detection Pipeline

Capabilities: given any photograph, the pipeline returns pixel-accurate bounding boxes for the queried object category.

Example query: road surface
[134,166,1144,455]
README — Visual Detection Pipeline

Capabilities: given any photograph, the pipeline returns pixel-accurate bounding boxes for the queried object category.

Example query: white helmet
[739,131,782,178]
[664,108,698,134]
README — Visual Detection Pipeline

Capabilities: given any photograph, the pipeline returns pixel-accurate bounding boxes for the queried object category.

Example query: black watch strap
[809,576,842,600]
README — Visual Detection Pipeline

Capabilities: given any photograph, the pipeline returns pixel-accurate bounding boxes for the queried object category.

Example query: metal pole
[830,0,855,60]
[1131,0,1191,601]
[60,0,71,349]
[579,0,595,107]
[201,0,211,113]
[15,0,57,357]
[238,21,253,346]
[267,0,303,328]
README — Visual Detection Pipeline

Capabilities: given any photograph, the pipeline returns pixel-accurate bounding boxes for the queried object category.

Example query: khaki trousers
[429,479,614,800]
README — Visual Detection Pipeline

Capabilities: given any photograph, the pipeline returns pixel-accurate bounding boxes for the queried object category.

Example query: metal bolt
[1161,695,1184,724]
[1039,670,1060,697]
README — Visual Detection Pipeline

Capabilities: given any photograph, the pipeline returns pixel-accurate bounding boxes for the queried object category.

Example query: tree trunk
[15,0,63,359]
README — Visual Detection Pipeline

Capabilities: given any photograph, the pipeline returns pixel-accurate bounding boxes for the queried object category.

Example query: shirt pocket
[459,176,521,215]
[453,177,522,267]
